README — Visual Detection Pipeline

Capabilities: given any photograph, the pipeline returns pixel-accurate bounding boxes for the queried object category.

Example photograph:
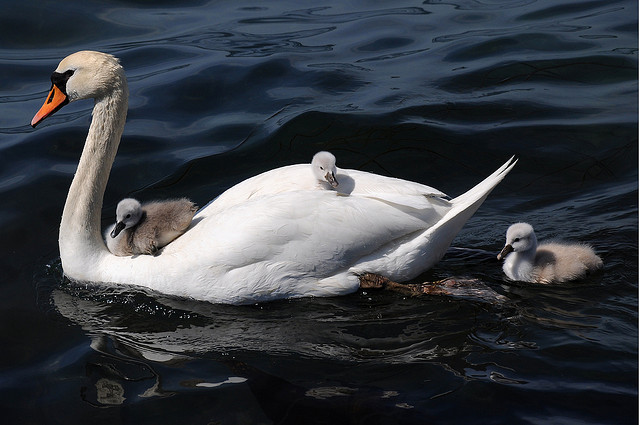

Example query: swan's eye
[320,166,325,170]
[126,214,131,219]
[513,237,520,242]
[51,69,75,93]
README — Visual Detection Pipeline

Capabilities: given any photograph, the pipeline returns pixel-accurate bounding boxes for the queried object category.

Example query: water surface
[0,0,637,424]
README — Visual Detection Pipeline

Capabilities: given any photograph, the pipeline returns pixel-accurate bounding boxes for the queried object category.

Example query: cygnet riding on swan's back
[497,222,603,283]
[311,151,339,188]
[207,149,452,210]
[31,50,517,305]
[106,198,197,256]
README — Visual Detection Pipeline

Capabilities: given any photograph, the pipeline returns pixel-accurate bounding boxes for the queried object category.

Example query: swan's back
[197,163,450,220]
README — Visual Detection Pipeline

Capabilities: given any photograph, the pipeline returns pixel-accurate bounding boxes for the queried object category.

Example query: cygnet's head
[497,222,538,260]
[311,151,338,188]
[110,198,143,238]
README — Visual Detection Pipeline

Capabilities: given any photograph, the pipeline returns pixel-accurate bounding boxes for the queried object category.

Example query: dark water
[1,0,637,423]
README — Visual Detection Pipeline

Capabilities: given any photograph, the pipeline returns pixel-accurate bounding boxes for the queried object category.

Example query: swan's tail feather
[352,157,517,282]
[450,156,517,208]
[406,157,518,280]
[416,156,517,267]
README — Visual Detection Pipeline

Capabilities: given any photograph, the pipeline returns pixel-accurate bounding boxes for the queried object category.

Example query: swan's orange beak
[31,84,69,128]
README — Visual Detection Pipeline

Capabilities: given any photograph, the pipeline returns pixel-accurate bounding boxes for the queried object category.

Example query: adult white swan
[31,51,516,304]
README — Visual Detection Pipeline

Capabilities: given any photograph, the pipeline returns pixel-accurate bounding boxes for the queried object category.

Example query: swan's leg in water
[358,273,456,295]
[358,273,507,302]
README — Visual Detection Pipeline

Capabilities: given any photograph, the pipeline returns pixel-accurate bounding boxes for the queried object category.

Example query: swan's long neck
[59,82,128,278]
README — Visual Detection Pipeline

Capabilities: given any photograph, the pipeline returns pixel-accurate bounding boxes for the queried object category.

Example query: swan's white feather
[196,164,449,219]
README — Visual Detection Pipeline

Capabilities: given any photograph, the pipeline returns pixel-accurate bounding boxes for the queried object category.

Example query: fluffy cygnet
[105,198,198,256]
[497,222,603,283]
[311,151,339,188]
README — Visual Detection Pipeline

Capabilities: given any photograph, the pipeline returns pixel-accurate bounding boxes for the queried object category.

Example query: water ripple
[238,6,431,25]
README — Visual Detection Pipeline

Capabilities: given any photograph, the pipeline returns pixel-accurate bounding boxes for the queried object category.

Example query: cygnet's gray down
[105,198,198,256]
[311,151,339,188]
[497,222,603,283]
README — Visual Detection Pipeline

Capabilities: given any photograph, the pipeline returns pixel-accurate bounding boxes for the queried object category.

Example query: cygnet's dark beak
[325,171,339,188]
[110,221,126,238]
[497,244,513,260]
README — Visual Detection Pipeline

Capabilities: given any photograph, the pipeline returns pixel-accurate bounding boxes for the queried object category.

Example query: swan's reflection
[53,285,442,363]
[47,277,539,423]
[53,285,465,421]
[51,277,508,364]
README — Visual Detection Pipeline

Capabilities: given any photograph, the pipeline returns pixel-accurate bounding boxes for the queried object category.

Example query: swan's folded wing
[196,164,449,220]
[338,168,449,198]
[168,190,434,272]
[352,191,451,211]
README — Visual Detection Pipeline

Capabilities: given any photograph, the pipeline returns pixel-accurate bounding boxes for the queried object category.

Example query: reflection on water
[51,282,511,365]
[93,379,125,406]
[50,281,529,422]
[46,267,636,423]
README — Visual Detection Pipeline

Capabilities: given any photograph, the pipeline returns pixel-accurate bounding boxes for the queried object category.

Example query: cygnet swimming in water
[497,222,603,283]
[105,198,198,256]
[311,151,339,188]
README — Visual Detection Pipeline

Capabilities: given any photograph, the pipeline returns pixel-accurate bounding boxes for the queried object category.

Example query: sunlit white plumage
[105,198,197,256]
[32,51,516,304]
[497,222,603,283]
[202,151,451,213]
